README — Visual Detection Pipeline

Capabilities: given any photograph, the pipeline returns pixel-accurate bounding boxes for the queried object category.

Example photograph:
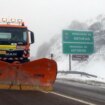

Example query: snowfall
[35,15,105,86]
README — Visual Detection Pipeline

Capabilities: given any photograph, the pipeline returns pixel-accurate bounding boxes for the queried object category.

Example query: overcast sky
[0,0,104,56]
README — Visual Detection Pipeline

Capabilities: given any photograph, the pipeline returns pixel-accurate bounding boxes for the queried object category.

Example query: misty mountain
[36,15,105,77]
[36,15,105,59]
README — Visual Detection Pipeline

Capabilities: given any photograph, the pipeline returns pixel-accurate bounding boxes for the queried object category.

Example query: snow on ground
[79,59,105,78]
[57,58,105,79]
[56,47,105,84]
[57,73,105,83]
[57,58,105,85]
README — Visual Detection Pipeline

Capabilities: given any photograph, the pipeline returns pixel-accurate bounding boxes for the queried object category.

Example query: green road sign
[62,30,94,54]
[63,30,93,43]
[63,43,94,54]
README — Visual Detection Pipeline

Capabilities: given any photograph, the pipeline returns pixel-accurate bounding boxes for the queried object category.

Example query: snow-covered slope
[36,15,105,79]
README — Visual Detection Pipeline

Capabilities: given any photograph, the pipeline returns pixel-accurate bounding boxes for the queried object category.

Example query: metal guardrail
[58,71,97,78]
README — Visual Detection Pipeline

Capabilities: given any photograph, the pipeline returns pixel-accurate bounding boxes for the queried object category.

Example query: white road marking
[51,92,96,105]
[40,90,49,94]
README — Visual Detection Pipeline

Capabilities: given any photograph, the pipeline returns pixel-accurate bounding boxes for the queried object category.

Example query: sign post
[69,54,71,71]
[62,30,94,71]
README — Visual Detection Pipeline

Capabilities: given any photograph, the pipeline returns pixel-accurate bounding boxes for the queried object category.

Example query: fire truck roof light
[11,18,16,23]
[17,19,22,23]
[2,18,7,22]
[0,18,23,25]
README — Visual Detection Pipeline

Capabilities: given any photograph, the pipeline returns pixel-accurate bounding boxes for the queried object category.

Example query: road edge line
[51,92,96,105]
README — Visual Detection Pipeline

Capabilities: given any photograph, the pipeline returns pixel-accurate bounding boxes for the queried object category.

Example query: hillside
[36,15,105,78]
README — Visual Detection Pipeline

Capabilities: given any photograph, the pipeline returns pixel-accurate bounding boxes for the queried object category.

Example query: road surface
[0,80,105,105]
[54,79,105,105]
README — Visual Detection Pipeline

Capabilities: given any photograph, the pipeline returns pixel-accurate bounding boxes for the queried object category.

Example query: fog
[0,0,104,56]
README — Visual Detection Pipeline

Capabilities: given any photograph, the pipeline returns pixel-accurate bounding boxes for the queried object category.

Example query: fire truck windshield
[0,27,27,44]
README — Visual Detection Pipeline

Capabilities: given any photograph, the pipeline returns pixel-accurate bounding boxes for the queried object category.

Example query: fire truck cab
[0,18,34,63]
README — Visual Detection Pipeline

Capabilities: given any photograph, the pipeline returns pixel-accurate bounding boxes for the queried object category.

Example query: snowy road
[0,89,85,105]
[0,80,105,105]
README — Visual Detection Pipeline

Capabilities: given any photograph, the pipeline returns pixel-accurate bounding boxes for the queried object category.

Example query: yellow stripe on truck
[0,45,16,50]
